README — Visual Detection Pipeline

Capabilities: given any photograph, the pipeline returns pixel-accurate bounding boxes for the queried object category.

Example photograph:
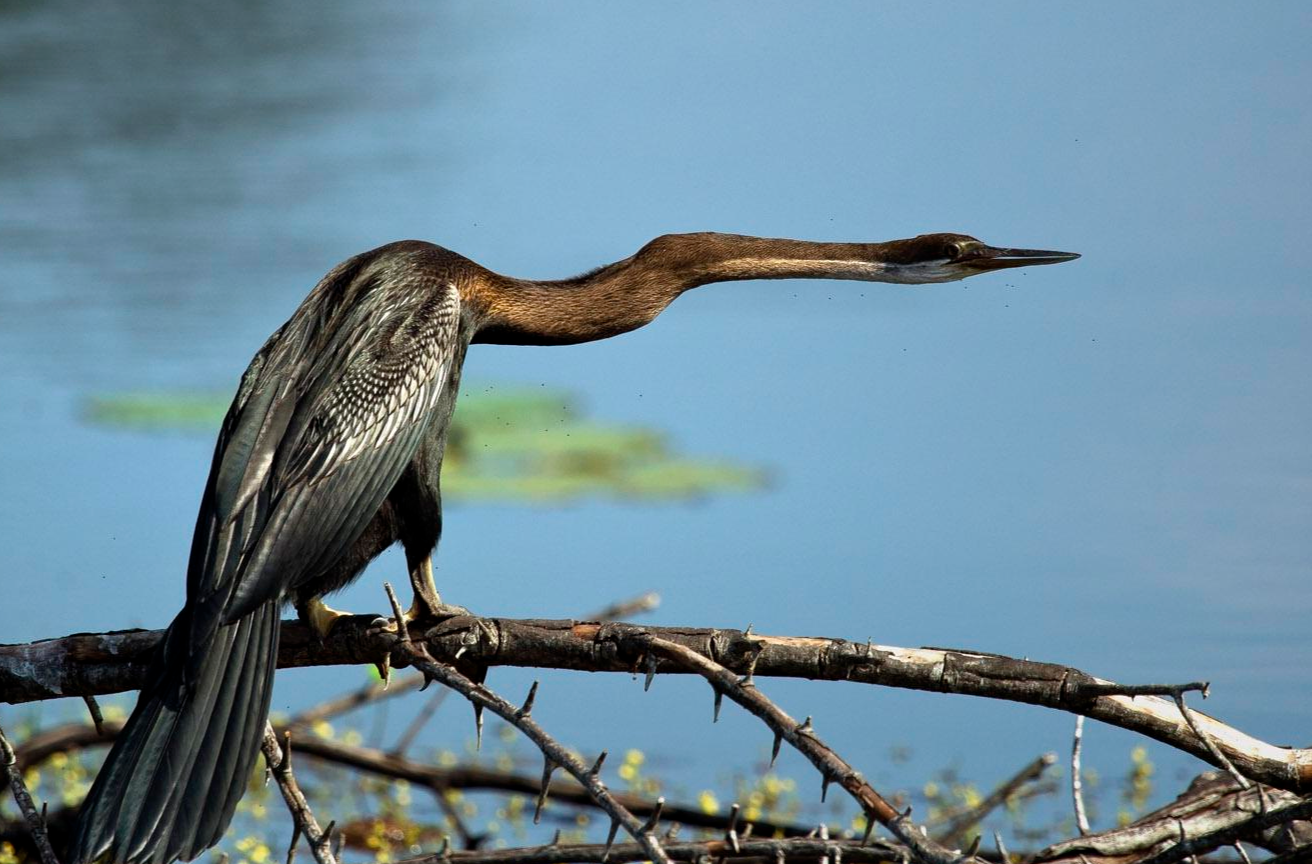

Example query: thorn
[39,802,47,831]
[473,703,484,751]
[726,803,742,853]
[993,831,1010,863]
[821,772,831,803]
[818,824,829,840]
[645,652,658,692]
[376,653,391,689]
[603,818,621,862]
[797,716,814,735]
[712,687,723,723]
[534,758,557,824]
[383,581,410,643]
[640,797,665,833]
[519,681,539,717]
[861,813,876,846]
[744,623,754,637]
[770,732,782,768]
[437,835,450,857]
[83,695,105,736]
[1202,682,1211,698]
[590,750,608,777]
[549,830,561,848]
[965,834,981,859]
[664,822,682,842]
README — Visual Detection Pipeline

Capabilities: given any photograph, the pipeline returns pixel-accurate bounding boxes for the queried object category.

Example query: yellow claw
[298,596,351,640]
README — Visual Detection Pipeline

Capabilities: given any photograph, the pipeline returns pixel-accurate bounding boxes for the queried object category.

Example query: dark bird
[70,231,1078,864]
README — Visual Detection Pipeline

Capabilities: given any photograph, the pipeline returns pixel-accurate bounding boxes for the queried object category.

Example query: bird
[70,230,1078,864]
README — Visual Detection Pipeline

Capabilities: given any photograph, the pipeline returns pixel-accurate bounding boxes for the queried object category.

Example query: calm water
[2,0,1310,844]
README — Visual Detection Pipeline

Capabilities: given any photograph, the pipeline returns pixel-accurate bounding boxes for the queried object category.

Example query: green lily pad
[82,386,765,503]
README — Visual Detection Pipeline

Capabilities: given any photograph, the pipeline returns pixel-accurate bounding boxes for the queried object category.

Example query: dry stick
[1071,717,1091,836]
[1170,690,1249,790]
[397,836,908,864]
[261,724,338,864]
[639,636,961,864]
[937,753,1056,844]
[1127,795,1312,864]
[381,585,672,864]
[7,618,1310,792]
[0,725,61,864]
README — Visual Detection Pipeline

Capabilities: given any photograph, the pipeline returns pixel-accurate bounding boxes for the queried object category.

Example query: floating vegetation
[82,386,765,503]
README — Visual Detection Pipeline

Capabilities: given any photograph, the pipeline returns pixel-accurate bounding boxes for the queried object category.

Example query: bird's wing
[181,275,462,652]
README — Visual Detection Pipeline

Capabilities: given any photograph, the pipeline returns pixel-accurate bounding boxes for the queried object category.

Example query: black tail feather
[69,601,281,864]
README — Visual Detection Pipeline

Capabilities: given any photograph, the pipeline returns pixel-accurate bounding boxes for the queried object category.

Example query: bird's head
[876,233,1080,284]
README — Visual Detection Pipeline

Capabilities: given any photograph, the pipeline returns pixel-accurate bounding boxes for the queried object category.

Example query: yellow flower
[623,749,645,767]
[698,790,720,815]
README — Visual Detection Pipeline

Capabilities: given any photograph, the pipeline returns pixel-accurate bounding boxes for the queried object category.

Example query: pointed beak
[962,245,1081,271]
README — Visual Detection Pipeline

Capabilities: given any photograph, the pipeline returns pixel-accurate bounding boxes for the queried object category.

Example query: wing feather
[182,270,462,645]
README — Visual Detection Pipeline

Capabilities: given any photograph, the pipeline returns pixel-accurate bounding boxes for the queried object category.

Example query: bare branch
[261,724,338,864]
[936,753,1056,844]
[1034,773,1312,863]
[1,724,61,864]
[5,617,1310,792]
[396,836,908,864]
[386,635,672,864]
[638,635,960,864]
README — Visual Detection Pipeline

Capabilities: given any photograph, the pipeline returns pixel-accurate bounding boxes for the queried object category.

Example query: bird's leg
[297,595,351,641]
[405,554,468,622]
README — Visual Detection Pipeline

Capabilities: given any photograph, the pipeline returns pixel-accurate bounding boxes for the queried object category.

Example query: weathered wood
[4,615,1311,792]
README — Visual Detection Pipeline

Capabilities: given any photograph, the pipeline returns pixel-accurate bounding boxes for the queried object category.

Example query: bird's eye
[945,242,964,260]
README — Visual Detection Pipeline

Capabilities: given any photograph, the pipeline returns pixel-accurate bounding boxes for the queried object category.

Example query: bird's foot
[297,596,352,643]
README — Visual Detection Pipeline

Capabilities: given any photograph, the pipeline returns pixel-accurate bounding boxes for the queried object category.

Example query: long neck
[470,232,904,346]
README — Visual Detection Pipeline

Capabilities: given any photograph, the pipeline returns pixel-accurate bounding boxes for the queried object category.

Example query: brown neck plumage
[469,232,902,346]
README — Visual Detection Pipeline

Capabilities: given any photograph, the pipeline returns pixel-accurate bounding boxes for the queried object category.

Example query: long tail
[69,599,282,864]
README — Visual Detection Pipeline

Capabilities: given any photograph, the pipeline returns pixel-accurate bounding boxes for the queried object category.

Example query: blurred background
[1,0,1309,853]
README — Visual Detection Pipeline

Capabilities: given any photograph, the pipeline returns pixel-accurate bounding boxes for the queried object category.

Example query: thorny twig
[385,619,672,864]
[638,635,963,864]
[937,752,1056,844]
[0,725,61,864]
[1170,689,1250,790]
[261,723,338,864]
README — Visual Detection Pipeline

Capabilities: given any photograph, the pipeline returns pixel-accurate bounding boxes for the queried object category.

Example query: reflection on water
[0,1,472,388]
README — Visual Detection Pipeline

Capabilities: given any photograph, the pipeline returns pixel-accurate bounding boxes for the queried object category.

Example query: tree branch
[10,719,816,839]
[262,724,338,864]
[1,725,61,864]
[396,836,910,864]
[4,616,1310,792]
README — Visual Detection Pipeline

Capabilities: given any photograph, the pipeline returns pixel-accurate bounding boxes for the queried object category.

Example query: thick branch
[4,616,1310,791]
[1033,772,1312,863]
